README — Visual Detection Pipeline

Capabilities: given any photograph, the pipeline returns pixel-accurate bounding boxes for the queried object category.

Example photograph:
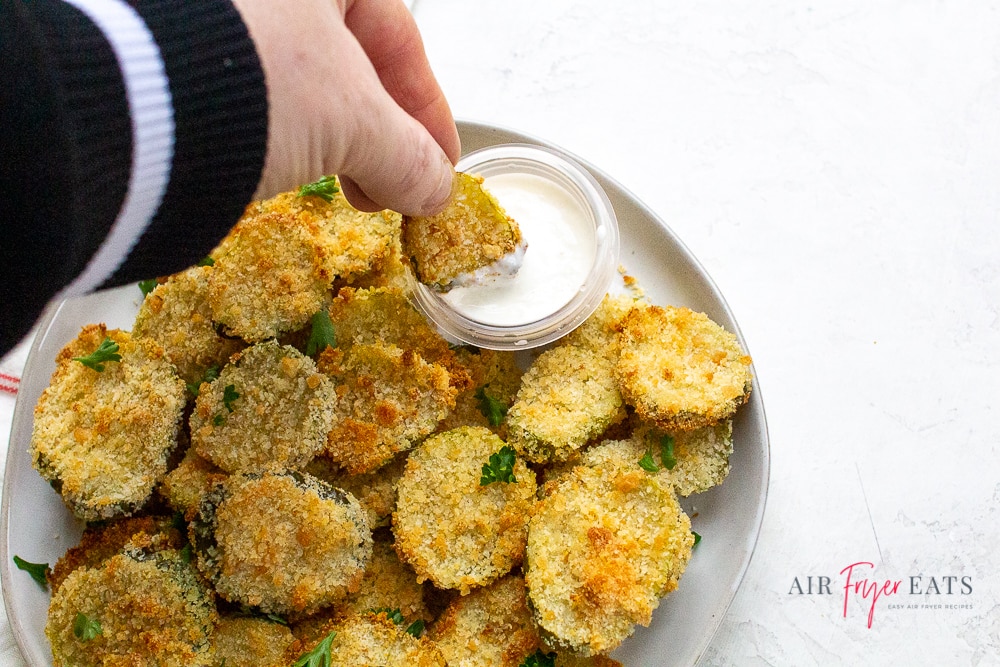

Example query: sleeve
[0,0,268,355]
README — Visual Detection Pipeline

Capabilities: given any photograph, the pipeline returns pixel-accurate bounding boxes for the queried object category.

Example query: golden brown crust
[293,612,446,667]
[615,304,752,431]
[157,449,228,519]
[322,342,456,475]
[30,325,186,521]
[211,615,299,667]
[436,346,524,437]
[392,427,537,594]
[402,172,523,289]
[507,344,626,464]
[525,461,693,655]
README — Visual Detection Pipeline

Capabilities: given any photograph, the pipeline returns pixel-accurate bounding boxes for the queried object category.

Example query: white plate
[0,120,769,666]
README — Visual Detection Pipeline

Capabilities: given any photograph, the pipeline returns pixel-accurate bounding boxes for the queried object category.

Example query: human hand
[231,0,460,216]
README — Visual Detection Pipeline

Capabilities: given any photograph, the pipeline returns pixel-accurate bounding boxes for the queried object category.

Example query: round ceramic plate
[0,120,769,666]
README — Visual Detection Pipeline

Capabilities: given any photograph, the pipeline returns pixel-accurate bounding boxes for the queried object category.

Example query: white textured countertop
[2,2,998,665]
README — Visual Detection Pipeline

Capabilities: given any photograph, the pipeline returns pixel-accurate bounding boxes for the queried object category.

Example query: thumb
[337,107,455,216]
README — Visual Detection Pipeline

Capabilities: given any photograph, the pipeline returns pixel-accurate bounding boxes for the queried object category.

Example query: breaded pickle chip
[48,515,184,593]
[322,342,456,475]
[437,346,524,436]
[190,469,372,615]
[207,185,399,341]
[402,172,524,290]
[297,612,446,666]
[630,420,735,496]
[615,304,752,431]
[338,537,432,623]
[525,461,694,655]
[211,615,299,667]
[305,453,407,529]
[30,325,185,521]
[46,548,216,667]
[157,449,227,518]
[429,574,541,667]
[507,344,626,464]
[393,426,537,594]
[558,293,635,354]
[132,264,244,387]
[191,340,335,473]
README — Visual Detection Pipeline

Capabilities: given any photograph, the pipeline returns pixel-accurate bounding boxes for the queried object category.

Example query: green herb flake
[222,384,240,412]
[73,612,102,642]
[474,386,508,427]
[197,256,215,267]
[187,365,220,397]
[12,555,49,589]
[519,649,557,667]
[292,629,336,667]
[693,531,702,547]
[638,449,660,473]
[138,279,159,297]
[212,414,225,427]
[405,619,425,638]
[370,607,405,625]
[72,337,121,372]
[660,434,677,470]
[306,310,337,357]
[480,445,517,486]
[298,175,340,202]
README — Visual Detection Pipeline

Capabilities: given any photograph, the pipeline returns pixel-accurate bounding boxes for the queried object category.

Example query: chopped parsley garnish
[306,310,337,357]
[222,384,240,412]
[370,608,425,638]
[72,337,121,372]
[519,649,557,667]
[187,365,220,397]
[73,612,102,642]
[12,555,49,589]
[292,629,336,667]
[480,445,517,486]
[197,256,215,267]
[212,414,226,427]
[405,619,425,638]
[265,613,289,626]
[474,386,508,427]
[638,433,678,472]
[693,531,702,547]
[660,434,677,470]
[298,175,340,202]
[138,278,158,297]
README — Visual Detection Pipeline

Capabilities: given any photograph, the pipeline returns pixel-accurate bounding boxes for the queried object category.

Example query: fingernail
[421,156,455,215]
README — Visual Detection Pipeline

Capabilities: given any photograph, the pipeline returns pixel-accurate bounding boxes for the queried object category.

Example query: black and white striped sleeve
[0,0,268,354]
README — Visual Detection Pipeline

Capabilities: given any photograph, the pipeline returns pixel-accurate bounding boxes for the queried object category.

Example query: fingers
[344,0,460,164]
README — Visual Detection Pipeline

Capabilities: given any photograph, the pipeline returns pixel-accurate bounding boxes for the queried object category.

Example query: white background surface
[2,1,999,665]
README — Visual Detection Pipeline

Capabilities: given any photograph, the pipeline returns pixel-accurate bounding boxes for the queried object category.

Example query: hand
[231,0,460,216]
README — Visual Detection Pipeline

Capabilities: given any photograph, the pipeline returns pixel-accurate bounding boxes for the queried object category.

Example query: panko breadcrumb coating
[301,612,446,666]
[393,427,537,594]
[191,340,335,473]
[190,469,372,615]
[305,452,407,529]
[428,574,541,667]
[46,548,216,667]
[48,515,184,593]
[631,420,735,496]
[337,537,433,623]
[402,171,525,290]
[615,304,752,431]
[558,293,635,354]
[30,325,186,521]
[525,460,694,656]
[437,346,524,436]
[211,615,299,667]
[322,342,456,475]
[132,264,244,387]
[157,449,227,518]
[507,344,626,464]
[207,183,400,341]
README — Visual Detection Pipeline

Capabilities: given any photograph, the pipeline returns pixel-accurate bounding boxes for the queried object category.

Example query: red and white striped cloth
[0,371,19,395]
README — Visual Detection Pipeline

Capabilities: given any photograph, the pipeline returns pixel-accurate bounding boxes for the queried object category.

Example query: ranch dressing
[441,171,596,326]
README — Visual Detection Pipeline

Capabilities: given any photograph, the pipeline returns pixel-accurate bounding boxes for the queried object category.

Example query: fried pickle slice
[30,325,186,521]
[211,615,299,667]
[615,304,752,431]
[293,612,446,667]
[321,342,456,475]
[46,547,216,667]
[525,460,693,656]
[402,172,524,290]
[207,182,400,341]
[190,340,335,473]
[392,427,537,594]
[189,469,372,615]
[132,264,244,388]
[507,343,626,464]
